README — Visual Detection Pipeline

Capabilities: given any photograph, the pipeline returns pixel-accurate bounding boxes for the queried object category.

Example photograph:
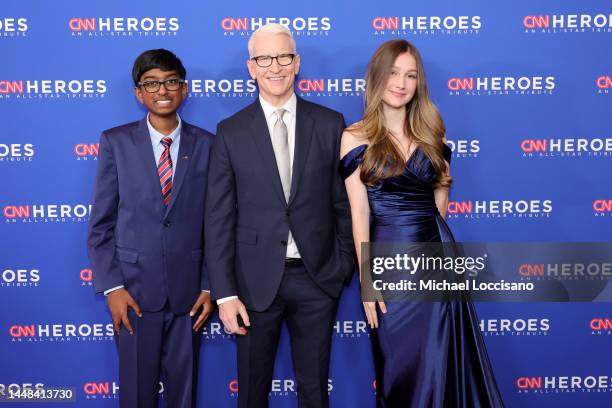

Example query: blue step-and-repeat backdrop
[1,0,611,407]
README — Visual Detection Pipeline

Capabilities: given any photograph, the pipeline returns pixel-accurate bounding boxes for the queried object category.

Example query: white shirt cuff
[104,285,124,296]
[217,295,238,305]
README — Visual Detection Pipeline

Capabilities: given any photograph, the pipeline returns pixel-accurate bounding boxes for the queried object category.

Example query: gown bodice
[340,143,453,242]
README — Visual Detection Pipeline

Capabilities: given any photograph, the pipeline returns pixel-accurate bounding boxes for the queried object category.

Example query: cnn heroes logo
[521,137,612,158]
[516,375,612,394]
[447,200,553,219]
[447,76,555,96]
[8,323,114,342]
[1,269,39,288]
[523,14,612,34]
[480,318,550,336]
[297,78,365,97]
[0,18,28,37]
[69,17,179,37]
[0,143,34,162]
[0,79,107,100]
[221,17,331,36]
[3,204,92,223]
[372,15,481,35]
[518,262,611,281]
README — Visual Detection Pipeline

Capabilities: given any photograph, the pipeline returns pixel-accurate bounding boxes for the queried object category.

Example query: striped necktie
[158,137,173,206]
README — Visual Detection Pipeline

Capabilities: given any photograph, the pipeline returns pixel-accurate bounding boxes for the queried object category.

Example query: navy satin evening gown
[341,144,504,408]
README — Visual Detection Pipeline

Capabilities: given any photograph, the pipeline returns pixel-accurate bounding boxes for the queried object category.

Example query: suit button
[164,221,171,227]
[285,210,291,217]
[280,240,287,246]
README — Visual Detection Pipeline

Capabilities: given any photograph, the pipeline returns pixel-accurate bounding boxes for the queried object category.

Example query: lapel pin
[182,155,189,160]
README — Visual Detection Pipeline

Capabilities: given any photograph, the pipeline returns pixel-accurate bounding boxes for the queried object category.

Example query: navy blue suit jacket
[205,97,356,312]
[87,118,213,314]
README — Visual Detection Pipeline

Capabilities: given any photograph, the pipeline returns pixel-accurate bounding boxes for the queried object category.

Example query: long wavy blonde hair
[349,39,451,187]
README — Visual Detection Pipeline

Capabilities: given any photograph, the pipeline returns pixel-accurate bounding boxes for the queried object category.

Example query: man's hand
[190,291,214,332]
[218,298,250,335]
[107,288,142,335]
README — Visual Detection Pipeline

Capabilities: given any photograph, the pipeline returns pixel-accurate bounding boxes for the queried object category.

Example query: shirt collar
[147,113,182,145]
[259,92,297,121]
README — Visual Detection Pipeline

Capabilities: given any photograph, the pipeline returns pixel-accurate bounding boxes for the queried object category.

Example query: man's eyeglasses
[250,54,296,68]
[137,78,185,93]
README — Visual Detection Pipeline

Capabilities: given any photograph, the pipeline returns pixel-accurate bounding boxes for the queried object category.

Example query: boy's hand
[190,291,214,332]
[107,288,142,335]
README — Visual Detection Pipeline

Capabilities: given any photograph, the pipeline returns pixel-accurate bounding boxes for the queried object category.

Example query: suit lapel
[288,97,313,206]
[164,122,196,218]
[249,101,288,205]
[132,118,165,216]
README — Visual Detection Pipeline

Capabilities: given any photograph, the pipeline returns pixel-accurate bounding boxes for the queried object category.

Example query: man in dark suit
[87,49,213,407]
[205,24,355,407]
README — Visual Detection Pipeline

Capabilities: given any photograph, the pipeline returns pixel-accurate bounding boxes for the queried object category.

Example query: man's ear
[293,54,301,76]
[246,60,257,80]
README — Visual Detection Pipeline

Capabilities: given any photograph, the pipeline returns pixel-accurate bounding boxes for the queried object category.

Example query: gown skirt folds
[340,144,504,408]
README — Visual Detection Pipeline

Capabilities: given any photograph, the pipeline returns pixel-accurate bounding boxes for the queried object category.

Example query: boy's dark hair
[131,49,186,86]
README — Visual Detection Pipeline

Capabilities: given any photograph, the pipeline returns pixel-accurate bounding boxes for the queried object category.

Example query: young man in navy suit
[206,25,355,407]
[87,49,213,407]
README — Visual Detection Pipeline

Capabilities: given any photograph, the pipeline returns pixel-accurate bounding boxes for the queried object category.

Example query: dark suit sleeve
[332,114,357,279]
[205,124,238,300]
[87,132,124,293]
[200,135,213,292]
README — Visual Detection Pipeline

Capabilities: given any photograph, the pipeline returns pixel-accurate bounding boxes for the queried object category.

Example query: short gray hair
[248,23,296,57]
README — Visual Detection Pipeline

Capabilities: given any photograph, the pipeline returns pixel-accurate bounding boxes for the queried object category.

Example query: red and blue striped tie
[158,137,173,206]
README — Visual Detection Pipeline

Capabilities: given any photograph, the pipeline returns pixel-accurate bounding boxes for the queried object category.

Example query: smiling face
[382,52,418,110]
[134,68,187,118]
[247,32,300,107]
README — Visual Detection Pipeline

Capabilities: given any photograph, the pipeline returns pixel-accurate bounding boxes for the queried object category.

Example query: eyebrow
[142,74,180,81]
[392,66,418,72]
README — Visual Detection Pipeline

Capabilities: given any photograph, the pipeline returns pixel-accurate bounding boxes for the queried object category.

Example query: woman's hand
[363,300,387,329]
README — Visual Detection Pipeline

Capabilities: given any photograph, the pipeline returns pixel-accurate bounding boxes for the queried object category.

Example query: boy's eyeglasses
[137,78,185,93]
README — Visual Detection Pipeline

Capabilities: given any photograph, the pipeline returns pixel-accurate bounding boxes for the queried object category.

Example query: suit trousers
[236,263,339,408]
[115,302,202,408]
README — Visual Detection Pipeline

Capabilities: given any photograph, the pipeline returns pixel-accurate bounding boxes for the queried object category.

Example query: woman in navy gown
[340,40,504,407]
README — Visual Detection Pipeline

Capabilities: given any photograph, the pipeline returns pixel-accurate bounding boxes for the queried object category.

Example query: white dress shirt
[147,113,181,177]
[258,93,301,259]
[217,93,301,305]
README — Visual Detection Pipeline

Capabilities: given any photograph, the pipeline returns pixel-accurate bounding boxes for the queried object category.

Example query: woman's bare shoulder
[341,122,369,156]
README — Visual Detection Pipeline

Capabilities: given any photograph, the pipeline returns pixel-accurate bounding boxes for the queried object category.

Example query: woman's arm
[340,130,370,273]
[434,186,449,218]
[435,139,451,217]
[340,130,386,328]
